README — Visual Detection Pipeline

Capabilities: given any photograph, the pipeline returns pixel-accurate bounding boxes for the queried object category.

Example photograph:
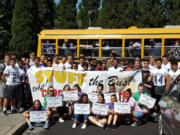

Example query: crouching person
[131,83,150,126]
[23,100,51,130]
[89,93,107,128]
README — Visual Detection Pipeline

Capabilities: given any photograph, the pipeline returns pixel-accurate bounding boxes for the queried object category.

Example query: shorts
[154,86,165,96]
[134,111,143,119]
[4,85,17,99]
[0,81,5,98]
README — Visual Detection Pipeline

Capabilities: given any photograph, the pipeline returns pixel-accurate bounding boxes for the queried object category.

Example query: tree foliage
[9,0,37,56]
[77,0,100,28]
[55,0,78,29]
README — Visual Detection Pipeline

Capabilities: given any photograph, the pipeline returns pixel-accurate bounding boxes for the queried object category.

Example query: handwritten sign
[88,93,98,103]
[92,103,109,116]
[74,104,90,114]
[63,91,78,101]
[30,111,47,122]
[114,102,131,114]
[47,96,62,108]
[104,93,120,103]
[139,94,156,108]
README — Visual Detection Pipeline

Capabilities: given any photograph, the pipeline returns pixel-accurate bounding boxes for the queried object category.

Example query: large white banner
[27,68,142,104]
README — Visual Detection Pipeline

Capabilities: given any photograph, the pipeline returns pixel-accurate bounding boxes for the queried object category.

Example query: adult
[65,56,73,69]
[16,60,26,112]
[162,55,170,71]
[39,55,47,67]
[2,59,19,115]
[108,58,123,72]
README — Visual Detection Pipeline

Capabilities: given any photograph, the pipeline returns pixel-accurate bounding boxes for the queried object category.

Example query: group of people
[0,52,179,131]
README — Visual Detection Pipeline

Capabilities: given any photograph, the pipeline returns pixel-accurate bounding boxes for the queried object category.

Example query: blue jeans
[74,114,88,121]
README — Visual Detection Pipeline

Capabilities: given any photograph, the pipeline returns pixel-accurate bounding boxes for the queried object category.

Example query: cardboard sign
[114,102,131,114]
[92,103,109,116]
[30,111,47,122]
[139,94,156,108]
[47,96,63,108]
[63,91,78,101]
[74,103,90,114]
[88,93,98,103]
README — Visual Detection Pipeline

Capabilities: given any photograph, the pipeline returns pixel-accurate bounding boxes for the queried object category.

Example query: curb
[5,121,27,135]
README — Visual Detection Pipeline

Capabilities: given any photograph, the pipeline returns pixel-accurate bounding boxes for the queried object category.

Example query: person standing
[150,58,170,115]
[2,59,19,115]
[17,60,26,112]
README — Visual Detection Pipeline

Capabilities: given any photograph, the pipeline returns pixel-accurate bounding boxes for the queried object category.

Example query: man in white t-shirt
[58,56,67,69]
[150,58,170,115]
[28,57,41,72]
[16,60,26,112]
[78,56,85,71]
[65,55,73,69]
[169,61,180,83]
[162,55,170,71]
[108,58,123,72]
[2,59,19,115]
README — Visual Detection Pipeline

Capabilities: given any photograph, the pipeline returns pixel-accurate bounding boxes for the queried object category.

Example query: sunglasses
[49,90,54,92]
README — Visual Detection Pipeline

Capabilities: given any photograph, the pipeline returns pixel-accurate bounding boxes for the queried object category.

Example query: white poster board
[104,93,120,103]
[92,103,109,116]
[88,93,98,103]
[63,91,78,101]
[30,111,47,122]
[74,104,90,114]
[114,102,131,114]
[139,94,156,108]
[47,96,63,108]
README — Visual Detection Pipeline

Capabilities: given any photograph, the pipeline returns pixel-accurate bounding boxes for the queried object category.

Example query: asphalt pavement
[22,118,159,135]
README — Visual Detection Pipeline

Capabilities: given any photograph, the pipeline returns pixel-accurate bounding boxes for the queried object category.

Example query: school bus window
[125,39,141,57]
[144,39,161,57]
[41,39,56,56]
[102,39,122,58]
[79,39,99,58]
[58,39,77,57]
[165,39,180,58]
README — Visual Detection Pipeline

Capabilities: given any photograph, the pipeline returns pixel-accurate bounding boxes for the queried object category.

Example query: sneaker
[105,124,111,130]
[1,111,8,116]
[72,123,77,128]
[151,112,158,117]
[111,124,116,130]
[131,121,142,127]
[81,124,87,129]
[44,124,49,129]
[19,108,24,113]
[59,117,64,123]
[28,124,34,130]
[9,109,17,114]
[97,123,104,128]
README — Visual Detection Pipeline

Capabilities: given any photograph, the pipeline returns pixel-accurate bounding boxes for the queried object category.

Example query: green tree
[9,0,37,56]
[98,0,117,28]
[164,0,180,25]
[98,0,138,28]
[77,0,100,28]
[37,0,55,30]
[0,0,14,57]
[137,0,166,27]
[55,0,78,29]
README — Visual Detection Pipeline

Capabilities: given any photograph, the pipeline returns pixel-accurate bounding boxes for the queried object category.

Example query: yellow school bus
[37,26,180,59]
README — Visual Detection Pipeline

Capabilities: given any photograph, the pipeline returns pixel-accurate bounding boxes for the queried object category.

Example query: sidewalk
[0,113,27,135]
